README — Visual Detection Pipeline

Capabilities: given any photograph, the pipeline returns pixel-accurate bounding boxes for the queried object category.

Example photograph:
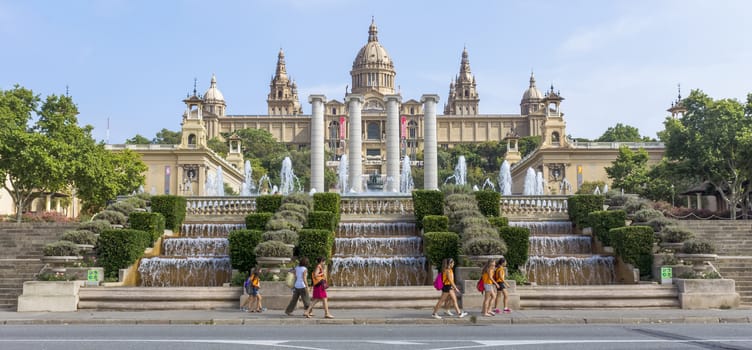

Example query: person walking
[247,267,265,312]
[493,257,511,314]
[431,258,467,319]
[481,259,499,317]
[285,257,311,316]
[305,257,334,319]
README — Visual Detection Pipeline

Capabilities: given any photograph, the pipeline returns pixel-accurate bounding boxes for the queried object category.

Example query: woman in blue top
[284,257,311,316]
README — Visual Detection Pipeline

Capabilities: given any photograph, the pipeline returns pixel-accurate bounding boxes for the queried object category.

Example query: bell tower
[444,47,479,115]
[267,49,303,116]
[180,79,208,149]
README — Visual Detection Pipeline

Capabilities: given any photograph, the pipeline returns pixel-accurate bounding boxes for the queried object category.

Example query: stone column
[308,95,326,193]
[385,94,401,192]
[421,94,440,190]
[346,95,364,192]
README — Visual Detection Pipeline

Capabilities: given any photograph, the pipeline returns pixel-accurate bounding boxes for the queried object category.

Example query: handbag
[285,271,296,289]
[476,279,485,293]
[316,279,329,290]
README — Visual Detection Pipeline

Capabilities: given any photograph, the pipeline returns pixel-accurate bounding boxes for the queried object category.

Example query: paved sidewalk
[1,308,750,325]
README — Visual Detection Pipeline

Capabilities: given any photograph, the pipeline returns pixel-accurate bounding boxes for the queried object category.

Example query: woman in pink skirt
[305,257,334,319]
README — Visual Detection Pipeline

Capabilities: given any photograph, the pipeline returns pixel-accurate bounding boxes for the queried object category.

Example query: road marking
[367,341,426,345]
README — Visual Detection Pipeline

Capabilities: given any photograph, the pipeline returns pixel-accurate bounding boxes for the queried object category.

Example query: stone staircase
[676,221,752,305]
[518,284,680,309]
[0,223,74,310]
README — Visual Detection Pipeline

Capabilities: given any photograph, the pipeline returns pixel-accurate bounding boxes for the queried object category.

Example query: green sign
[660,266,672,279]
[87,269,99,282]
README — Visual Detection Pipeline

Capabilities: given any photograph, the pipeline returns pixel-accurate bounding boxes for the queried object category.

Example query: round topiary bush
[106,201,137,216]
[265,218,302,232]
[281,193,313,210]
[607,194,630,207]
[661,226,695,243]
[644,216,677,232]
[61,230,98,245]
[276,209,307,225]
[278,203,310,216]
[254,240,293,258]
[77,220,112,234]
[462,225,498,241]
[262,229,299,245]
[94,210,127,225]
[682,239,716,254]
[462,237,507,256]
[633,208,664,223]
[43,240,81,256]
[459,216,492,230]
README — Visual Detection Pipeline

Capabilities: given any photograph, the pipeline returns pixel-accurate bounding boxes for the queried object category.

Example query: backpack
[244,278,252,294]
[433,272,443,291]
[476,279,484,293]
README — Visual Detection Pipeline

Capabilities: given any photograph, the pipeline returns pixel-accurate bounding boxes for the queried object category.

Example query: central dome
[350,19,396,96]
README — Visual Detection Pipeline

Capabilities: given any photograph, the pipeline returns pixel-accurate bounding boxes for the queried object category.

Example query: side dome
[203,74,225,102]
[521,72,542,101]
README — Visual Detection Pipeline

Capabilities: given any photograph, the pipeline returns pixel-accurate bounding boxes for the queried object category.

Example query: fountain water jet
[338,156,349,194]
[399,156,414,193]
[523,168,537,195]
[498,160,512,195]
[279,156,300,195]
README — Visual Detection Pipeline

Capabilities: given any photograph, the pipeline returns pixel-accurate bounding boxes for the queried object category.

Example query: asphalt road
[1,324,752,350]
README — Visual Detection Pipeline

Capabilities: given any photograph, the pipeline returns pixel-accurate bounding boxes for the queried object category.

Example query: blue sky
[2,0,751,144]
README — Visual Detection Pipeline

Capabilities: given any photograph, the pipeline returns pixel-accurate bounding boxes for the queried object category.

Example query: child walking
[431,258,467,319]
[481,259,499,317]
[493,257,511,314]
[247,268,265,313]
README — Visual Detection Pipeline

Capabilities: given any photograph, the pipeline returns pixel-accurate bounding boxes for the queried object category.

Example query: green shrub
[645,217,677,232]
[150,195,187,232]
[624,197,651,214]
[128,212,165,244]
[423,231,460,268]
[440,184,472,195]
[245,213,273,230]
[278,203,310,216]
[682,239,716,254]
[610,226,655,278]
[661,226,695,243]
[43,240,81,256]
[459,216,492,230]
[474,190,501,217]
[97,229,153,278]
[228,229,264,272]
[413,190,444,228]
[588,210,626,246]
[462,237,507,256]
[107,201,137,216]
[497,226,530,272]
[281,193,313,210]
[263,229,299,245]
[508,270,528,285]
[61,230,98,245]
[95,210,128,225]
[313,192,340,224]
[256,195,283,213]
[607,194,630,207]
[422,215,449,233]
[122,196,147,209]
[461,225,498,241]
[306,211,336,231]
[265,218,303,232]
[488,216,509,228]
[633,208,664,223]
[253,240,293,258]
[276,209,307,225]
[78,220,112,234]
[567,195,604,229]
[298,229,335,264]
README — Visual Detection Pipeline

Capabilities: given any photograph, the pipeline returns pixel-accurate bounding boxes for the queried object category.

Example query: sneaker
[503,308,511,313]
[458,311,468,318]
[493,308,501,314]
[261,307,267,312]
[431,313,442,320]
[443,310,455,316]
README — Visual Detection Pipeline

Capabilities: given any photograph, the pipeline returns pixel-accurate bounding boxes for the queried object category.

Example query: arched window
[188,134,196,146]
[408,120,418,139]
[367,122,380,140]
[464,89,469,97]
[410,107,415,115]
[551,132,561,144]
[332,107,336,115]
[277,91,282,99]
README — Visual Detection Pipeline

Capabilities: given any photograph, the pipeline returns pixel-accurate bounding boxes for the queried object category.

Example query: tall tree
[605,146,649,194]
[153,128,182,144]
[125,134,151,144]
[596,123,652,142]
[660,90,752,219]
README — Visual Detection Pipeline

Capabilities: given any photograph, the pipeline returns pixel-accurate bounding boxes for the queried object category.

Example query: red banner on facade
[400,116,407,139]
[339,116,346,139]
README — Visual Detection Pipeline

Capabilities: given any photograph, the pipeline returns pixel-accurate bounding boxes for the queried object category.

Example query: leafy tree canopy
[153,128,181,144]
[605,146,649,194]
[596,123,654,142]
[125,134,151,144]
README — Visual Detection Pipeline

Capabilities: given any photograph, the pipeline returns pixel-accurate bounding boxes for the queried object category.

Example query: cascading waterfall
[498,160,512,195]
[330,221,426,286]
[163,238,229,256]
[529,236,592,256]
[180,223,246,237]
[509,221,573,236]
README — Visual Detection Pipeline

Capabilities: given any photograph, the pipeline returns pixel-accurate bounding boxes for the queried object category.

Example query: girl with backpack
[480,259,499,317]
[493,257,511,314]
[431,258,467,319]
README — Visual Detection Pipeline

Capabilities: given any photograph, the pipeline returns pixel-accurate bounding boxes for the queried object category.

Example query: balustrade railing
[340,196,414,216]
[185,197,257,216]
[500,195,570,217]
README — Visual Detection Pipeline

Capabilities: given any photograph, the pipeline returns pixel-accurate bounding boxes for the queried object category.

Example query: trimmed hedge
[150,195,186,232]
[256,195,283,213]
[587,210,626,247]
[77,220,112,234]
[97,229,153,278]
[567,195,604,229]
[306,211,336,231]
[254,240,293,258]
[496,226,530,272]
[488,216,509,228]
[610,226,655,278]
[423,215,449,233]
[228,229,264,273]
[412,190,444,228]
[423,231,460,269]
[245,213,273,230]
[299,228,335,264]
[61,230,98,246]
[462,237,507,256]
[43,240,80,256]
[474,190,501,217]
[128,212,165,244]
[313,192,341,224]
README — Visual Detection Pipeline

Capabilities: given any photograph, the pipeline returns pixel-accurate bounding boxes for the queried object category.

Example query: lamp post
[671,184,675,207]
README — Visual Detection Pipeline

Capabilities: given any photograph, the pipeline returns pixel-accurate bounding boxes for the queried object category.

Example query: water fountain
[498,160,512,195]
[523,168,537,195]
[240,160,256,196]
[443,155,467,185]
[593,186,601,195]
[535,171,544,195]
[204,172,216,196]
[399,156,413,193]
[257,174,273,194]
[560,178,572,194]
[278,156,300,195]
[215,167,225,196]
[481,178,496,191]
[603,184,609,193]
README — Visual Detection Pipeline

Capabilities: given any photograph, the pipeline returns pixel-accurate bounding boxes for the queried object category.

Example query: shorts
[496,283,506,291]
[484,284,495,293]
[442,285,452,293]
[250,287,260,296]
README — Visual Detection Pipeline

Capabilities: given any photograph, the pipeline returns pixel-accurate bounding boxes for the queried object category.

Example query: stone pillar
[309,94,326,193]
[421,94,440,190]
[385,95,401,192]
[346,95,364,192]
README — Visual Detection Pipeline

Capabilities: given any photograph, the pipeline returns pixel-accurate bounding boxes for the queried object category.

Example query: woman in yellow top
[305,257,334,319]
[493,257,511,314]
[248,267,265,313]
[481,259,499,317]
[431,258,467,319]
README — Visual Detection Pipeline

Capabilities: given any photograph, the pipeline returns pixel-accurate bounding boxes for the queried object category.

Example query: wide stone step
[521,298,680,309]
